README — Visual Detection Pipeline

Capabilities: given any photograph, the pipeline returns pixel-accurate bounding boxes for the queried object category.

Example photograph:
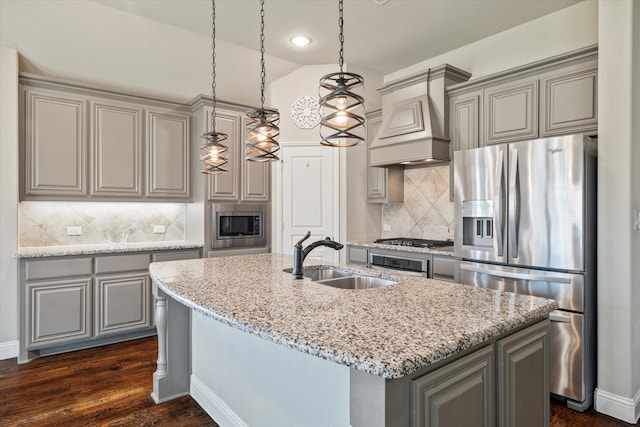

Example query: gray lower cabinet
[431,255,456,282]
[497,320,549,427]
[347,245,368,266]
[19,248,201,363]
[410,320,549,427]
[26,276,93,350]
[412,345,495,427]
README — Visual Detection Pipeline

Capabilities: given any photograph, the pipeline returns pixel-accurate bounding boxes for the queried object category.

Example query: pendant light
[200,0,228,174]
[246,0,280,162]
[319,0,365,147]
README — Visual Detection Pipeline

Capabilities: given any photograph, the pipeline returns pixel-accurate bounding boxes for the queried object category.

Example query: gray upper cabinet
[240,117,270,202]
[146,108,191,199]
[450,91,481,152]
[21,87,88,198]
[448,45,597,150]
[367,109,403,204]
[484,78,539,145]
[540,67,597,137]
[195,103,271,203]
[90,100,143,197]
[206,108,241,202]
[20,74,192,202]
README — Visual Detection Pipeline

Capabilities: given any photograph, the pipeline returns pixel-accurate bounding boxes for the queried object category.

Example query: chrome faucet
[292,231,344,279]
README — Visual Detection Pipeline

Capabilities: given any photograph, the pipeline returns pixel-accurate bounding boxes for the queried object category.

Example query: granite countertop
[347,240,455,256]
[149,253,557,380]
[16,241,204,258]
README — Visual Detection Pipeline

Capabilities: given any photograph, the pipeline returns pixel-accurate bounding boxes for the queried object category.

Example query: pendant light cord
[210,0,218,132]
[260,0,266,109]
[338,0,344,75]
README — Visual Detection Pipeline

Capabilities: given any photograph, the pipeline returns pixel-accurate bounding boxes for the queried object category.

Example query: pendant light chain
[211,0,218,131]
[245,0,280,162]
[200,0,229,174]
[318,0,366,147]
[338,0,344,74]
[260,0,266,108]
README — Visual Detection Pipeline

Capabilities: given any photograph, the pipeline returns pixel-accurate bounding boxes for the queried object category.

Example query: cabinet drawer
[25,257,92,281]
[94,253,150,274]
[152,250,201,262]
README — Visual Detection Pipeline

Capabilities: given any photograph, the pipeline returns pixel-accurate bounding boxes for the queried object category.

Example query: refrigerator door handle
[495,149,505,257]
[509,148,519,258]
[458,263,573,283]
[549,310,572,323]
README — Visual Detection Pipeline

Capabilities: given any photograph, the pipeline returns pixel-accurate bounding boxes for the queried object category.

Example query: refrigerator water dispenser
[462,200,494,248]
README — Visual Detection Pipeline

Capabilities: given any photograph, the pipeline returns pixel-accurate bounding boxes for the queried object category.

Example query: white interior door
[281,144,337,262]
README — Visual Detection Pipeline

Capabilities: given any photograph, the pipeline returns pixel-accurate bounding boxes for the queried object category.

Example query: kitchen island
[149,253,557,427]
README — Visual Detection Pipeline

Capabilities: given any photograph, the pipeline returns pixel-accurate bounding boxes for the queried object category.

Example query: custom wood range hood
[369,64,471,167]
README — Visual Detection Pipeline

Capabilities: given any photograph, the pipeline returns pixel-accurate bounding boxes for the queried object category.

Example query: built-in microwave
[211,204,267,249]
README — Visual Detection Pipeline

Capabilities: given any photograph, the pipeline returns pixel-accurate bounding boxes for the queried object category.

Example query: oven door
[368,250,429,277]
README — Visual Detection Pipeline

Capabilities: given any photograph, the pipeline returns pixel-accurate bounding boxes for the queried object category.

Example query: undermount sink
[284,267,400,289]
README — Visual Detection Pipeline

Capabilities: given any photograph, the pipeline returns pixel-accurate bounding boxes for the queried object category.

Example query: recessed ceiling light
[290,36,311,47]
[371,0,391,5]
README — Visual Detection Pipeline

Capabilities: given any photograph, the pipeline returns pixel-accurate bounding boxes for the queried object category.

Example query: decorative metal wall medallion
[290,95,322,129]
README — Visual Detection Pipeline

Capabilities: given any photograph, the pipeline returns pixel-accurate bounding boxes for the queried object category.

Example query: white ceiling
[91,0,582,77]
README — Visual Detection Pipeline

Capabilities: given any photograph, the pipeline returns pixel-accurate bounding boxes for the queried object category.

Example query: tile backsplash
[381,165,454,241]
[19,202,185,247]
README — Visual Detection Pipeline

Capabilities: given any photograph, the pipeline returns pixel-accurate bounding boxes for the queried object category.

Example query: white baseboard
[594,387,640,424]
[190,375,248,427]
[0,340,18,360]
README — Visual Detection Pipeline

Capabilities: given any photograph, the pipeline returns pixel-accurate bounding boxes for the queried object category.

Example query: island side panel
[190,310,351,427]
[151,286,191,403]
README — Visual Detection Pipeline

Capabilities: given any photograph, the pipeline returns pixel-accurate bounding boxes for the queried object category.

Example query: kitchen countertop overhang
[149,253,557,379]
[347,240,455,256]
[16,240,203,258]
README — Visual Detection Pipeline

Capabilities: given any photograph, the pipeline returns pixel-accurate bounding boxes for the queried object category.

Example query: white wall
[0,46,19,359]
[594,1,640,423]
[386,0,598,83]
[0,0,299,105]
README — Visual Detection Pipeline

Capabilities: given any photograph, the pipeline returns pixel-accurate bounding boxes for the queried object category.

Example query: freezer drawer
[458,261,584,312]
[549,310,585,402]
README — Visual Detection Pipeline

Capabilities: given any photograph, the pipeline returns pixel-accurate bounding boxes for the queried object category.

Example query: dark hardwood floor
[0,336,634,426]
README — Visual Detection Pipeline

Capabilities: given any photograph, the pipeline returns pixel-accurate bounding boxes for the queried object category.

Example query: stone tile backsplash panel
[19,202,185,247]
[382,165,454,241]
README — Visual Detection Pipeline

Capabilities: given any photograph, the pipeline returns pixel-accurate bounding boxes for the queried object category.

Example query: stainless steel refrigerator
[453,134,597,411]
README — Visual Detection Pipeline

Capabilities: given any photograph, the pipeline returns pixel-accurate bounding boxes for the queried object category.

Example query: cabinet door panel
[541,69,597,136]
[485,80,538,145]
[451,94,480,151]
[207,110,240,201]
[411,345,494,427]
[241,116,270,202]
[95,273,151,336]
[27,278,92,349]
[147,110,190,199]
[91,101,143,196]
[497,320,549,427]
[23,89,87,197]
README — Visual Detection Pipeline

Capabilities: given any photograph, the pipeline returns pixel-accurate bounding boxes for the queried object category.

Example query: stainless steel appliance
[453,134,596,411]
[210,204,267,249]
[369,238,453,277]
